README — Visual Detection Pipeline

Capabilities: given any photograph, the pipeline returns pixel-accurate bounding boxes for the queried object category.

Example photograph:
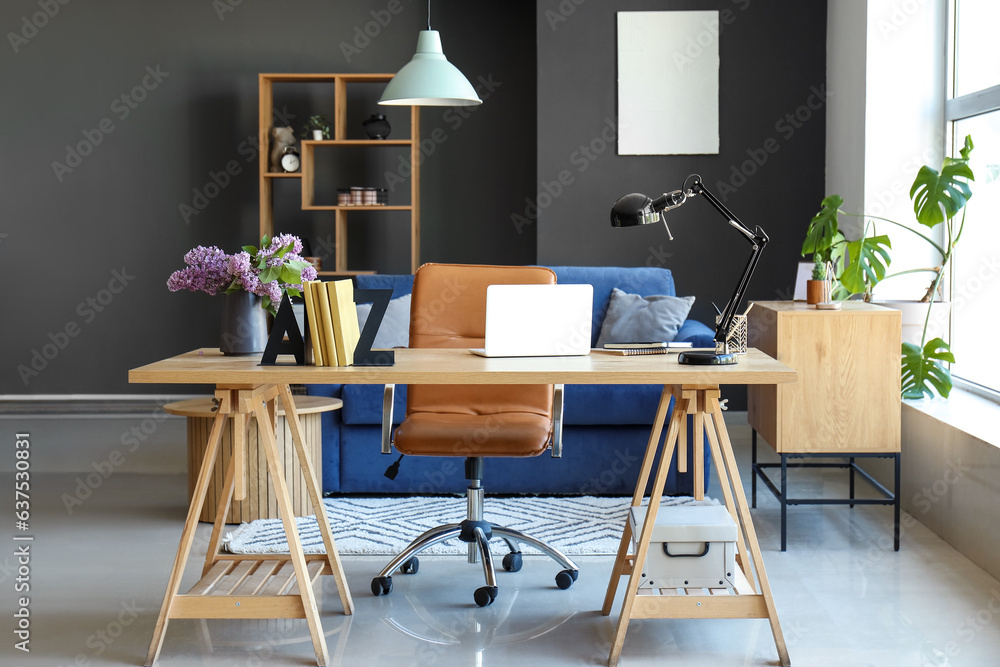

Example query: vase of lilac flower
[167,234,318,355]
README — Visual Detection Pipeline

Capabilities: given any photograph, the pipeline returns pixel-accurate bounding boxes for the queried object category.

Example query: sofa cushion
[546,266,676,347]
[595,289,695,347]
[356,293,411,349]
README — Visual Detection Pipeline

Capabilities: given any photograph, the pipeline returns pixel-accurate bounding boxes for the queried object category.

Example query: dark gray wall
[535,0,827,408]
[1,0,536,395]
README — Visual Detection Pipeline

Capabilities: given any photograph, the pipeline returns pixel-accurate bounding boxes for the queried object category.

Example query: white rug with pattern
[222,495,718,556]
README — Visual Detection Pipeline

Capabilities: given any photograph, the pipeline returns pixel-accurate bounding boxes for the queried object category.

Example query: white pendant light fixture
[378,0,482,106]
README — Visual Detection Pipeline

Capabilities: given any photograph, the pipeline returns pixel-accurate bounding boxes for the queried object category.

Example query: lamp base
[677,351,738,365]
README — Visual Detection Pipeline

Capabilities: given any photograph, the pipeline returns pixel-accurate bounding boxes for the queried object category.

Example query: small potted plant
[806,255,828,305]
[301,115,331,140]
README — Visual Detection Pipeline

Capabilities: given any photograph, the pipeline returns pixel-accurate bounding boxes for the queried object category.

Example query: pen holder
[716,314,748,355]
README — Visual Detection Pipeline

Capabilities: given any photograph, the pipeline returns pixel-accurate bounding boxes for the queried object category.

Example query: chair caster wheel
[555,569,578,590]
[400,557,419,575]
[474,585,498,607]
[502,551,523,572]
[371,576,392,596]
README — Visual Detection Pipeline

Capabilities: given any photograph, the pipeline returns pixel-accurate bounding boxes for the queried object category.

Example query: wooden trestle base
[602,384,791,667]
[145,383,354,667]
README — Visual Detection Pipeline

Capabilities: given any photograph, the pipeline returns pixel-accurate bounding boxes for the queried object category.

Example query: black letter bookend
[260,292,306,365]
[353,288,395,366]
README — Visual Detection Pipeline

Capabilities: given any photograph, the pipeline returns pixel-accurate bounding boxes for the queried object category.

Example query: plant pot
[875,300,951,347]
[806,280,828,305]
[311,129,324,140]
[220,291,268,355]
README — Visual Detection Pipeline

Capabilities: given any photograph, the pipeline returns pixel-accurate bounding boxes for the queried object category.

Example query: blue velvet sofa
[307,266,715,496]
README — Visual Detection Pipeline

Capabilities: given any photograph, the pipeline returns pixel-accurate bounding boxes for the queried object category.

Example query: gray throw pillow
[595,288,695,347]
[356,294,411,348]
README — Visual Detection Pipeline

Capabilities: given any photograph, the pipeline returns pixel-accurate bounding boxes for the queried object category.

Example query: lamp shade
[378,30,482,106]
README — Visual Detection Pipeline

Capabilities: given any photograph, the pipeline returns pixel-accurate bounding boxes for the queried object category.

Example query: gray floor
[6,438,1000,667]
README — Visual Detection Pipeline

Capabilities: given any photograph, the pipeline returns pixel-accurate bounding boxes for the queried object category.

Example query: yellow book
[302,281,325,366]
[313,281,339,367]
[327,279,361,366]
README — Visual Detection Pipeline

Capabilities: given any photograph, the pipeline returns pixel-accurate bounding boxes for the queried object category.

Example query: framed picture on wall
[617,11,720,155]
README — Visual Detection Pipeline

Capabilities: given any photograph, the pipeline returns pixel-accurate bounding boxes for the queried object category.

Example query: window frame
[946,0,1000,399]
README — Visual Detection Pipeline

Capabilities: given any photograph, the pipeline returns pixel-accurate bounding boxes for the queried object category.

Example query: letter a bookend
[261,293,306,365]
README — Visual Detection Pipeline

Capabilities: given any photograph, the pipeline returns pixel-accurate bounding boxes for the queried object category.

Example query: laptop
[470,284,594,357]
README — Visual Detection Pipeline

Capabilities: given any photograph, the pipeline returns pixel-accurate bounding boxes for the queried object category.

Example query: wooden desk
[130,347,796,667]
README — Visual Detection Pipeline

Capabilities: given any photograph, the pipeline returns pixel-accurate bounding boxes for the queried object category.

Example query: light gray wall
[0,0,536,396]
[826,0,868,225]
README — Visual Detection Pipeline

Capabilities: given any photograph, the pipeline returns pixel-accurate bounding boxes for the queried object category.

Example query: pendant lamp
[378,1,482,106]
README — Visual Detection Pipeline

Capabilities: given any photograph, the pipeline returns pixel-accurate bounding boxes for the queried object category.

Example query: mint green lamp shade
[378,30,482,106]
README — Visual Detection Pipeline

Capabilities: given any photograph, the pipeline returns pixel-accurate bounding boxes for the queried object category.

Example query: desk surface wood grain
[130,348,797,386]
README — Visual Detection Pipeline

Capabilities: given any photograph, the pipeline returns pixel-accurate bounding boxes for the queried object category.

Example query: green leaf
[260,234,271,248]
[959,134,974,161]
[286,259,310,271]
[901,338,955,399]
[242,245,258,255]
[910,161,974,228]
[802,195,843,256]
[278,265,298,284]
[258,266,280,284]
[839,234,891,295]
[274,242,293,259]
[285,288,301,299]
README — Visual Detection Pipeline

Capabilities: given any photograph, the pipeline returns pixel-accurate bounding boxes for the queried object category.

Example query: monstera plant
[801,135,975,399]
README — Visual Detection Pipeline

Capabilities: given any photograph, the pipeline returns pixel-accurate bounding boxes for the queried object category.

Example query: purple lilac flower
[269,233,303,255]
[168,235,311,314]
[166,245,231,295]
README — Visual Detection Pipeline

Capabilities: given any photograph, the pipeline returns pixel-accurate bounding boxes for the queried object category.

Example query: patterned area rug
[222,495,718,556]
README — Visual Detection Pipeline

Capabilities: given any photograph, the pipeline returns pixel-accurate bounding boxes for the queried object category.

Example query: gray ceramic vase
[220,291,268,355]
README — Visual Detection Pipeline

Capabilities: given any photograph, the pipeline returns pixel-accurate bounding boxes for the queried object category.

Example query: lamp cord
[427,0,432,29]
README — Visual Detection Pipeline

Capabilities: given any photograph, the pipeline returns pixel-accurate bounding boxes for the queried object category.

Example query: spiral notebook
[597,342,713,356]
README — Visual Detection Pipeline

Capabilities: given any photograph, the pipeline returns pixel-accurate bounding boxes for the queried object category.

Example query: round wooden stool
[164,395,342,523]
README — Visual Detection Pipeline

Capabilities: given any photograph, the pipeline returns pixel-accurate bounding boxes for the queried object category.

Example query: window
[948,1,1000,396]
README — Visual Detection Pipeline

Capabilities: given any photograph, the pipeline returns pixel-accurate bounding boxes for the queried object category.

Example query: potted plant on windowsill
[801,135,975,399]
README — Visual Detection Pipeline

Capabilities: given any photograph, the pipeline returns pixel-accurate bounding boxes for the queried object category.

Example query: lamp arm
[689,180,769,344]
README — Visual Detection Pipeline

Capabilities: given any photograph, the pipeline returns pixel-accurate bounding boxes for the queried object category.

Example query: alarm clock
[280,147,300,173]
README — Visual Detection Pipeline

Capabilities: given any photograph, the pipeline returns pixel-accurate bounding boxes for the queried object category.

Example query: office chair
[370,263,579,607]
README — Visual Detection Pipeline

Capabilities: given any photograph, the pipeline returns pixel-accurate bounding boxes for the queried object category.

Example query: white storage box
[629,504,738,589]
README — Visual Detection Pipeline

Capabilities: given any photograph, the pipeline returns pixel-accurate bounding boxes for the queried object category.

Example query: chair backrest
[406,263,556,419]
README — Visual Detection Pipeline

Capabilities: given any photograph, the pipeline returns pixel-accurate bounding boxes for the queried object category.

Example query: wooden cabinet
[258,73,420,275]
[747,301,901,454]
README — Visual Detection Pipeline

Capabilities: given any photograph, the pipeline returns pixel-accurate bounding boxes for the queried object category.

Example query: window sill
[903,387,1000,448]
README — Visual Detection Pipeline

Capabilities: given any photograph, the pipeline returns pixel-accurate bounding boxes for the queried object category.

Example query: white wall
[826,0,947,300]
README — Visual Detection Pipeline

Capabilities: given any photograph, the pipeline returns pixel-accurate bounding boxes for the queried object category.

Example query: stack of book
[302,280,361,366]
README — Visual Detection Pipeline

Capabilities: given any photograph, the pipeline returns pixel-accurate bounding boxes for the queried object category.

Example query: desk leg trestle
[603,385,790,667]
[144,384,353,667]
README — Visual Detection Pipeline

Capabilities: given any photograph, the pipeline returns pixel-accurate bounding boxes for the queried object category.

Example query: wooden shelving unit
[258,73,420,275]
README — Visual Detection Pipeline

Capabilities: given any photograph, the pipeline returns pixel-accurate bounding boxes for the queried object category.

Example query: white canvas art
[617,11,720,155]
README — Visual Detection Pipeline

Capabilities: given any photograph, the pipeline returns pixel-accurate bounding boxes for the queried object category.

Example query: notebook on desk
[469,284,594,357]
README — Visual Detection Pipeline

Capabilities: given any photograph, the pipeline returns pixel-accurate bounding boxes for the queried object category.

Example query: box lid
[630,504,737,543]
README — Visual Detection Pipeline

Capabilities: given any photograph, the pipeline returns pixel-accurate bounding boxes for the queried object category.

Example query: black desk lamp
[610,174,768,365]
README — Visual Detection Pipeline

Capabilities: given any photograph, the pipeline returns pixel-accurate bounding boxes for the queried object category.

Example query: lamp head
[610,193,659,227]
[378,30,482,107]
[610,191,687,227]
